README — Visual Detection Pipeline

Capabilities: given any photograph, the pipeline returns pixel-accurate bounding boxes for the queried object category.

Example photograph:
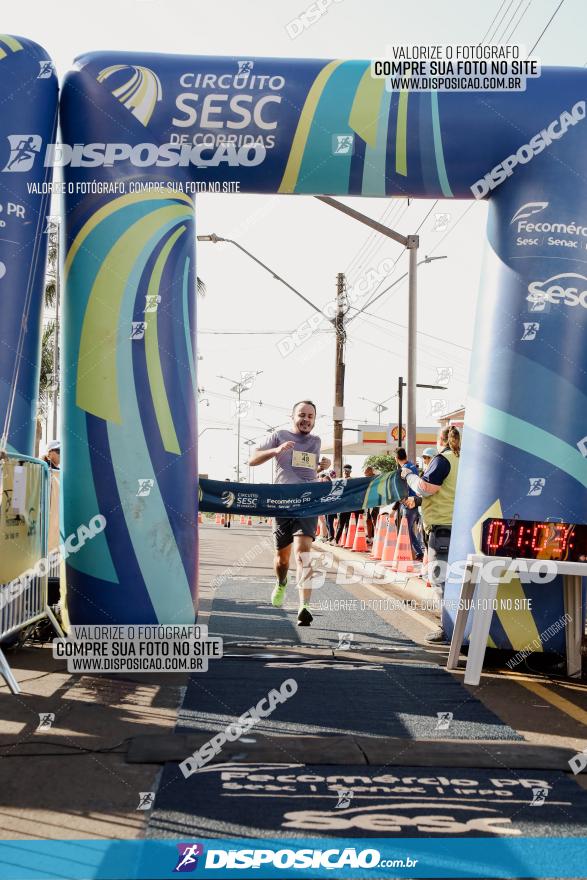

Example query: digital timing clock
[481,518,587,562]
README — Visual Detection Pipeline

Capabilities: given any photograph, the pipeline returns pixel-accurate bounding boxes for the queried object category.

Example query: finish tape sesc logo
[527,272,587,310]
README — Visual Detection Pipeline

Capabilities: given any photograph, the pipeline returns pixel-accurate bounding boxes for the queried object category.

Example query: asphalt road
[147,522,587,842]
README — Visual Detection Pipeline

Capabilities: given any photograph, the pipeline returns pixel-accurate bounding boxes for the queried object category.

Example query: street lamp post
[359,396,391,426]
[217,371,262,483]
[243,437,256,483]
[315,197,447,463]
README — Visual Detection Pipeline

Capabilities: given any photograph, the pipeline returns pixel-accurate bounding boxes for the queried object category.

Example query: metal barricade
[0,453,64,694]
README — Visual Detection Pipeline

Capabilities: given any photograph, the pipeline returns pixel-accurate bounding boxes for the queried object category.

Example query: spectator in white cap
[43,440,60,470]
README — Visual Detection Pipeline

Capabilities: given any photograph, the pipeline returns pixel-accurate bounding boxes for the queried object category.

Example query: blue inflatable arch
[0,37,57,454]
[4,43,587,649]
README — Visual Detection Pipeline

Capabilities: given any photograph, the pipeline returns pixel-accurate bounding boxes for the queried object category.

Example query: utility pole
[406,235,419,462]
[333,272,347,477]
[398,376,404,448]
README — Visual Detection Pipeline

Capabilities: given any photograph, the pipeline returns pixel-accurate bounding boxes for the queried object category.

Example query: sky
[11,0,586,481]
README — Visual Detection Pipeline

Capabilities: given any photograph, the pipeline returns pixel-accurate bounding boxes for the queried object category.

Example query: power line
[480,0,510,43]
[493,0,525,42]
[349,306,472,353]
[486,0,517,43]
[528,0,566,53]
[504,0,534,42]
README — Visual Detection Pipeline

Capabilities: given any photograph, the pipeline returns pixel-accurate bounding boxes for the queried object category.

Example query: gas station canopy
[321,424,438,457]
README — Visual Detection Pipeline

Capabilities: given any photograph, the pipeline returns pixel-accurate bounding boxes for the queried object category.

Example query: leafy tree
[364,453,397,473]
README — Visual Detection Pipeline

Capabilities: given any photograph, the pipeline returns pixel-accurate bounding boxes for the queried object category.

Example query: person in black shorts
[249,400,321,626]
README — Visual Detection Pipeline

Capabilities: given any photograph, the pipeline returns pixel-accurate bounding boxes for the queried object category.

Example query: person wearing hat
[401,426,461,643]
[43,440,60,470]
[421,447,436,471]
[333,464,355,545]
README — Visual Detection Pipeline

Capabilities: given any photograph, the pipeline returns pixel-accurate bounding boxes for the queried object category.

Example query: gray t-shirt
[257,429,321,485]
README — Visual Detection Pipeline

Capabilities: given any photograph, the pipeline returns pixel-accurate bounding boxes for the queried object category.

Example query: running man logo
[521,322,539,341]
[529,787,549,806]
[137,478,155,497]
[334,789,354,809]
[322,480,345,503]
[336,632,354,650]
[436,366,453,385]
[136,791,155,810]
[130,321,148,340]
[435,711,453,731]
[38,60,54,79]
[332,134,354,155]
[174,844,204,873]
[144,294,161,313]
[97,64,163,126]
[221,491,236,508]
[528,477,546,497]
[3,134,42,172]
[37,713,55,730]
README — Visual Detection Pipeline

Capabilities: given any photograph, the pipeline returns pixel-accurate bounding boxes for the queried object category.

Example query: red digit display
[481,518,585,561]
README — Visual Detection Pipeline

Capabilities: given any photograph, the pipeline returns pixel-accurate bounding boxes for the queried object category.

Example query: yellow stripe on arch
[349,68,385,149]
[278,60,344,194]
[76,204,190,423]
[144,225,186,454]
[0,35,23,53]
[65,190,193,277]
[472,499,542,651]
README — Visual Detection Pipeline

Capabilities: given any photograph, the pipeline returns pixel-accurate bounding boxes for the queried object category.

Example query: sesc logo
[221,491,235,508]
[97,64,163,126]
[527,273,587,310]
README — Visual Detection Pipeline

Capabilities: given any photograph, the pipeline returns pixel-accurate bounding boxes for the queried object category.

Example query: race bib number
[292,450,317,470]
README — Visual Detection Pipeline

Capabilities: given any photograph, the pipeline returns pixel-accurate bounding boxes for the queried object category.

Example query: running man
[249,400,321,626]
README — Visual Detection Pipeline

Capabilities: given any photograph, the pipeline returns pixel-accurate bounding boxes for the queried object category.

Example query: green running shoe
[271,578,287,607]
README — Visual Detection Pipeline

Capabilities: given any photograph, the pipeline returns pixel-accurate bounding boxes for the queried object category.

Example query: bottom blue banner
[1,838,587,879]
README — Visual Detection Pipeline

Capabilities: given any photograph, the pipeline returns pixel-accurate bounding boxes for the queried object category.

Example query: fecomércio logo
[527,273,587,310]
[510,201,548,224]
[174,843,204,872]
[3,134,42,172]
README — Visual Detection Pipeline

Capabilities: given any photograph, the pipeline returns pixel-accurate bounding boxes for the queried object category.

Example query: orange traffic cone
[344,513,357,549]
[240,514,245,525]
[391,516,416,572]
[220,514,226,526]
[333,517,338,533]
[215,513,221,525]
[338,525,347,547]
[370,514,387,560]
[380,518,399,566]
[247,515,253,526]
[316,521,321,536]
[198,511,203,524]
[352,513,368,552]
